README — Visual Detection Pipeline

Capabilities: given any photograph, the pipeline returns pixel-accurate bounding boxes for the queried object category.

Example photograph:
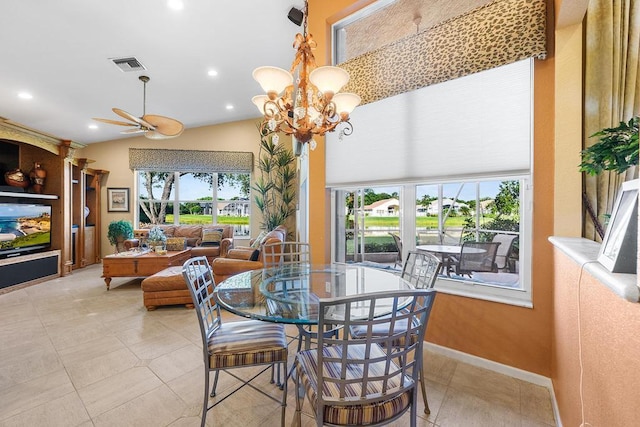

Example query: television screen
[0,202,52,257]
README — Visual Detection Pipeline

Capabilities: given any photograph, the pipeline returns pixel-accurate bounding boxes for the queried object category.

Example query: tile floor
[0,266,556,426]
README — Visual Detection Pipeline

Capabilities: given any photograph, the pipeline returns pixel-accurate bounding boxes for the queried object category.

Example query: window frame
[331,175,532,308]
[134,170,250,236]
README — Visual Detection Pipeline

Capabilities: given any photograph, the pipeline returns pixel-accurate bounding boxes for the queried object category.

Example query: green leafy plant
[107,220,134,246]
[579,116,639,175]
[253,124,297,231]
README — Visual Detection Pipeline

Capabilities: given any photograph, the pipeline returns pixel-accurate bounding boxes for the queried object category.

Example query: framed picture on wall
[597,179,638,274]
[107,188,130,212]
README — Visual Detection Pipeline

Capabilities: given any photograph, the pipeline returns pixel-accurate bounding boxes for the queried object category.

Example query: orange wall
[552,248,640,426]
[308,0,555,376]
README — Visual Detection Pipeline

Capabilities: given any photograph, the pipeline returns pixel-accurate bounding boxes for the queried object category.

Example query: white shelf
[0,191,59,200]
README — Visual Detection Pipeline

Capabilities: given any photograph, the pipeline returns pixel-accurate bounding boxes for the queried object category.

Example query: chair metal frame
[351,251,441,414]
[262,241,311,269]
[294,289,437,427]
[182,256,288,427]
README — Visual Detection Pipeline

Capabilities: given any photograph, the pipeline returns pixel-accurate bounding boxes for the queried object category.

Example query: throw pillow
[201,228,224,247]
[185,237,199,248]
[250,230,268,248]
[249,249,260,261]
[165,237,186,251]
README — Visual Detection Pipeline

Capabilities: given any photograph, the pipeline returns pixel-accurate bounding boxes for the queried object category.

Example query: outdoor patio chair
[446,241,501,277]
[389,232,403,267]
[491,233,518,272]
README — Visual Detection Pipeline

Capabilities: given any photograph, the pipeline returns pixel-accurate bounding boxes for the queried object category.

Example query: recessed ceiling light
[18,92,33,100]
[207,69,218,77]
[88,124,98,130]
[225,104,234,110]
[167,0,184,11]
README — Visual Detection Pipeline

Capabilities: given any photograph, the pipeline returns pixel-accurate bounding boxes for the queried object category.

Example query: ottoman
[141,266,194,310]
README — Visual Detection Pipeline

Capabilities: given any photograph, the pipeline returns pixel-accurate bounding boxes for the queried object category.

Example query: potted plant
[579,116,638,176]
[107,220,134,253]
[579,116,639,238]
[147,226,167,251]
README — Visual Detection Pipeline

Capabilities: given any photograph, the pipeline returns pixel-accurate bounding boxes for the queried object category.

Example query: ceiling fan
[93,75,184,140]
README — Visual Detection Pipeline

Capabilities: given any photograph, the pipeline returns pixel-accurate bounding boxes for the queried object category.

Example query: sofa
[211,225,286,283]
[124,224,234,262]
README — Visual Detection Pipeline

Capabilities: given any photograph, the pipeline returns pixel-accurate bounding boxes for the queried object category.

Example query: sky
[371,180,504,202]
[177,174,241,200]
[139,173,244,201]
[141,174,506,202]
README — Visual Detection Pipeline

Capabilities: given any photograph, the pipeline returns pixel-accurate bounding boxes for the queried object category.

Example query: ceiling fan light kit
[93,75,184,140]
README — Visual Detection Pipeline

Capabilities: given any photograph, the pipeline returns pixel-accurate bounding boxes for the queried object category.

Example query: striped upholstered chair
[294,289,437,427]
[350,250,441,414]
[182,257,288,427]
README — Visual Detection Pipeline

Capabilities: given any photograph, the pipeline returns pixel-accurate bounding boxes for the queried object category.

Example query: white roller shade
[326,59,532,187]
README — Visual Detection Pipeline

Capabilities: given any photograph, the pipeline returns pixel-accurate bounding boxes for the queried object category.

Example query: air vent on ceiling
[110,57,146,72]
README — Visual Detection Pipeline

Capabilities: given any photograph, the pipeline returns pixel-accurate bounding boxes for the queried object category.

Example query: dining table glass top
[213,263,414,325]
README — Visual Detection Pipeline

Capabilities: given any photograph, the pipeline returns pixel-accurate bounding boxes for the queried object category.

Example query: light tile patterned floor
[0,265,556,426]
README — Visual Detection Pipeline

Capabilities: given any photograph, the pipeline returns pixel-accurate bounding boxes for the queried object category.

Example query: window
[326,58,533,306]
[414,178,530,306]
[136,171,250,236]
[332,177,531,307]
[333,187,401,265]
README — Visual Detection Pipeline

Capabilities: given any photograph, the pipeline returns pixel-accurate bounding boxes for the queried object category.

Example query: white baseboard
[425,343,562,426]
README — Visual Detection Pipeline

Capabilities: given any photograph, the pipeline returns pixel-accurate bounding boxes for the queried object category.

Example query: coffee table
[102,248,191,290]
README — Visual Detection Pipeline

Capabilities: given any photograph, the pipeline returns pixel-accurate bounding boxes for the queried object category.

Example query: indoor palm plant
[253,124,297,232]
[107,220,134,253]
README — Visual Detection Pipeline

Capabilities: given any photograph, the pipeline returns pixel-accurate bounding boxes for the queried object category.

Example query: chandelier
[251,0,361,150]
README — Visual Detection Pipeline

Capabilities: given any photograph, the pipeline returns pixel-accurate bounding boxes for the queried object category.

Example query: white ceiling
[0,0,304,144]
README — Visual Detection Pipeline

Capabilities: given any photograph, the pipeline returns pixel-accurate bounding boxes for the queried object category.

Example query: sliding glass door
[332,186,401,265]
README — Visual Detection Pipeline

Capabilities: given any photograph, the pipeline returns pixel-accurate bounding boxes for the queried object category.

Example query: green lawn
[353,216,486,227]
[165,214,248,225]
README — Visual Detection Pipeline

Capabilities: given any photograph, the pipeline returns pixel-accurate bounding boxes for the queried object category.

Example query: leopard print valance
[340,0,547,105]
[129,148,253,173]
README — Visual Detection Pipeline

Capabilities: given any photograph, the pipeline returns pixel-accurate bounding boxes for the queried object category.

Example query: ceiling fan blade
[92,117,137,127]
[120,128,145,134]
[143,114,184,137]
[112,108,156,130]
[144,130,175,140]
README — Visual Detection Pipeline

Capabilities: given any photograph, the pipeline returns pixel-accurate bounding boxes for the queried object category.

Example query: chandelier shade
[251,0,360,149]
[308,66,350,95]
[251,95,279,116]
[252,66,294,96]
[332,92,362,115]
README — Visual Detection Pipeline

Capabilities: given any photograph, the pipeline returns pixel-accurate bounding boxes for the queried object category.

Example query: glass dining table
[213,263,415,349]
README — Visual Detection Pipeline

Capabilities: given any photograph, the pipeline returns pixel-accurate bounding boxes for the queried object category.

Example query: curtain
[128,148,253,173]
[583,0,640,240]
[326,59,532,187]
